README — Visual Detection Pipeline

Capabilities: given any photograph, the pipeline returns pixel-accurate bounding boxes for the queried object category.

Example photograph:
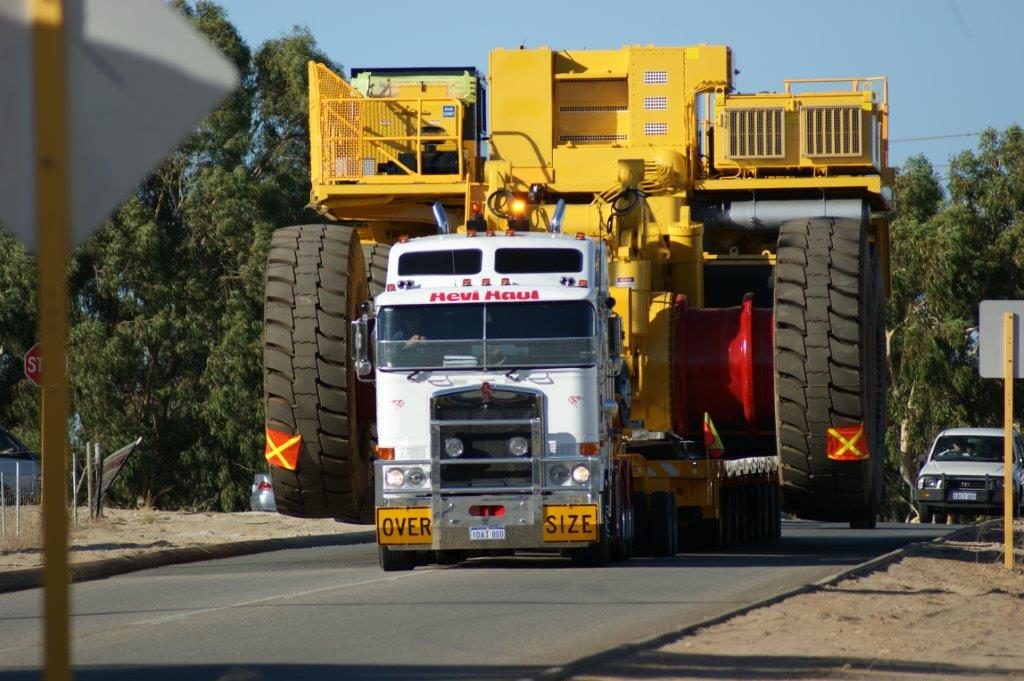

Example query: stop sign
[23,342,42,386]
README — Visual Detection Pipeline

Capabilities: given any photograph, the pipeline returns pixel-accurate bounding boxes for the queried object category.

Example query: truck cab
[351,232,630,569]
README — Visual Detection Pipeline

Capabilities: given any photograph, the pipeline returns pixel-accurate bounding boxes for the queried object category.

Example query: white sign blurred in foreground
[0,0,238,250]
[978,300,1024,379]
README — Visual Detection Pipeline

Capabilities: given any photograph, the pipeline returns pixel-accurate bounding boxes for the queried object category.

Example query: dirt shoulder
[581,520,1024,681]
[0,506,369,572]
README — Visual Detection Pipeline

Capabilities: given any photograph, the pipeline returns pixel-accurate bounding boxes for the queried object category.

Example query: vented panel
[802,105,862,157]
[725,108,785,159]
[559,105,628,112]
[644,122,668,136]
[643,70,668,85]
[643,96,668,111]
[558,133,628,144]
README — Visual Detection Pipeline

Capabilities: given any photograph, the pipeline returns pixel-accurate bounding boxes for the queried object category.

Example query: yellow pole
[1004,312,1015,570]
[31,0,71,677]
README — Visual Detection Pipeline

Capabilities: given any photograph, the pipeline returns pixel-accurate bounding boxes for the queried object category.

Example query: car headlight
[406,467,426,487]
[549,464,569,485]
[918,476,942,490]
[384,467,406,488]
[993,478,1004,489]
[571,465,590,484]
[444,437,464,458]
[508,436,529,457]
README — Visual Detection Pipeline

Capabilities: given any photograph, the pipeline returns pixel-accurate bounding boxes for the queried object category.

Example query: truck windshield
[376,301,597,370]
[931,435,1004,462]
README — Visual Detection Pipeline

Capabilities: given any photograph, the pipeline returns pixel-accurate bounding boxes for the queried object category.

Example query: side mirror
[350,317,372,378]
[917,454,928,467]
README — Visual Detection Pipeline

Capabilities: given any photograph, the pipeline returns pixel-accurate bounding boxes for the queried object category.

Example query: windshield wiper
[505,368,522,381]
[407,370,423,381]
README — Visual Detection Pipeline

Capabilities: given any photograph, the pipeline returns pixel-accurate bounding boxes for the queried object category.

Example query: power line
[891,132,982,143]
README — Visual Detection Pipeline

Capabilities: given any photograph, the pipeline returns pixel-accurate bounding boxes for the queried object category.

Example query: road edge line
[0,530,376,595]
[531,523,980,681]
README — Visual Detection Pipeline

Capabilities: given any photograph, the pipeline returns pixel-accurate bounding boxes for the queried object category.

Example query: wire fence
[0,463,42,549]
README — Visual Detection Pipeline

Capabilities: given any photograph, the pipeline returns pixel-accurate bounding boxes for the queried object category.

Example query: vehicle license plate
[542,504,599,542]
[376,507,432,545]
[469,526,506,541]
[950,491,977,501]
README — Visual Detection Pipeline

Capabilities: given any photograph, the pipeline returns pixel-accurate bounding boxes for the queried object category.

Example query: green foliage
[884,128,1024,520]
[0,2,339,510]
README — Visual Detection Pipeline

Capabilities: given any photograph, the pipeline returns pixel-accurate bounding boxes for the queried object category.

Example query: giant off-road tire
[774,218,886,524]
[263,224,373,522]
[361,242,391,297]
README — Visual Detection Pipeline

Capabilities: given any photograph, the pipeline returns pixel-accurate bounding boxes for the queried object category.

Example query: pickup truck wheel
[918,504,933,524]
[263,224,373,522]
[379,545,417,572]
[775,218,886,523]
[933,512,948,524]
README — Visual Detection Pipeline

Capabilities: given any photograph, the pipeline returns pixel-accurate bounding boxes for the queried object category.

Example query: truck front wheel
[379,545,416,572]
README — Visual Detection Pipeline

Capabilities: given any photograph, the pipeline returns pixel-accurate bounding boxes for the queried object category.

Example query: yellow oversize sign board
[542,504,599,542]
[376,507,433,545]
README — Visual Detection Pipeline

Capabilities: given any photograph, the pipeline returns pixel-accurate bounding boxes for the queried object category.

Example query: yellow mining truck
[262,45,892,548]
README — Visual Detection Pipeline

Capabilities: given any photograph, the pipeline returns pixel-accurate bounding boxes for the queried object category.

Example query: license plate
[376,507,432,545]
[469,526,506,541]
[950,491,978,501]
[542,504,599,542]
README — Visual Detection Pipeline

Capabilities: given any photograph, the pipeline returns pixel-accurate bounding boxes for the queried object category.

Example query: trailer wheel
[263,224,373,522]
[774,218,886,524]
[771,484,782,539]
[379,545,417,572]
[632,491,652,557]
[650,491,678,557]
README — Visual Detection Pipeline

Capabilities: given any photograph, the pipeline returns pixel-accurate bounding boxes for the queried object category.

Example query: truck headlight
[384,467,406,488]
[549,464,569,485]
[444,437,464,458]
[508,436,529,457]
[918,476,942,490]
[406,467,426,487]
[571,465,590,484]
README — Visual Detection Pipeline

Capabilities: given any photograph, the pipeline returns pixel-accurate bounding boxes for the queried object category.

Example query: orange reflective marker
[827,423,869,461]
[265,427,302,470]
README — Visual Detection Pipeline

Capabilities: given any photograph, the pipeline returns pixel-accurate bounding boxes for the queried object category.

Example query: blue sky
[217,0,1023,175]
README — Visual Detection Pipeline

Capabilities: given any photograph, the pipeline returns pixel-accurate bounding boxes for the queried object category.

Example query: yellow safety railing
[309,62,464,184]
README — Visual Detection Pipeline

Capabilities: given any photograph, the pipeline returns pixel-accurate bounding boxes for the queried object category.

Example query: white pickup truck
[914,427,1024,523]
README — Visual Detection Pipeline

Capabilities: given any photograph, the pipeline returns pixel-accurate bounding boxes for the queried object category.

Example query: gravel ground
[0,506,367,571]
[578,520,1024,681]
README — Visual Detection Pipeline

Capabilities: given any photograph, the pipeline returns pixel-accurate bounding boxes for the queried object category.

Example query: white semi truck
[349,228,638,570]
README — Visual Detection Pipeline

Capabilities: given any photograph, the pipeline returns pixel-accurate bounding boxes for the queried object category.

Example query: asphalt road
[0,520,953,681]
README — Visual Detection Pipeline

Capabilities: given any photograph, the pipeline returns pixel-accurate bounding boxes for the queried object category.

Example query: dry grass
[0,505,43,553]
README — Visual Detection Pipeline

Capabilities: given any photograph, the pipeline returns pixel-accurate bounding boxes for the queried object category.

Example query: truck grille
[951,478,988,490]
[432,386,543,492]
[433,387,541,421]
